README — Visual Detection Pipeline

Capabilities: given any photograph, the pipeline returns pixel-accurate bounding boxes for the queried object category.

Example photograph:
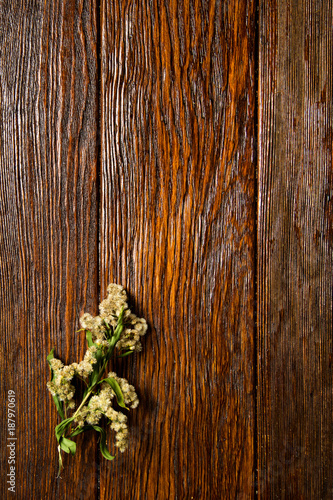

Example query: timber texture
[0,0,331,499]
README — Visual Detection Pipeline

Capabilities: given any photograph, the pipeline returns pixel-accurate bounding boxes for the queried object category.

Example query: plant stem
[71,354,110,420]
[71,389,93,420]
[68,311,124,424]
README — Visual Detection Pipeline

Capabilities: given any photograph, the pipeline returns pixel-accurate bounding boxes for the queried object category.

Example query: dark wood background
[0,0,331,498]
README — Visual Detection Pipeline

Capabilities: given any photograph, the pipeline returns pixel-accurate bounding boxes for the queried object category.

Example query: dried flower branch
[47,284,148,477]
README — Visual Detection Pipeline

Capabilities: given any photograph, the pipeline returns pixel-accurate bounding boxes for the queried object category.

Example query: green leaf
[99,377,128,410]
[55,417,74,442]
[89,348,104,386]
[90,371,100,387]
[57,445,63,478]
[92,425,115,461]
[109,309,124,350]
[95,347,103,363]
[47,349,65,420]
[103,319,113,340]
[117,350,134,358]
[60,436,76,455]
[86,330,94,347]
[51,395,65,421]
[59,440,70,454]
[70,425,93,438]
[47,348,55,363]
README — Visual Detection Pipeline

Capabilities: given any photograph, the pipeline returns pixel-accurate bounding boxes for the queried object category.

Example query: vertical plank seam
[254,0,260,497]
[96,0,102,498]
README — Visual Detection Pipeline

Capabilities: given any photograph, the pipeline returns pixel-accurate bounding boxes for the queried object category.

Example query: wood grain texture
[0,1,99,498]
[100,0,256,498]
[3,0,332,497]
[258,0,333,497]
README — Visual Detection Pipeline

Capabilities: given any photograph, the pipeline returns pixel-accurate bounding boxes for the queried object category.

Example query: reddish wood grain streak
[0,1,99,498]
[100,0,256,498]
[1,0,332,498]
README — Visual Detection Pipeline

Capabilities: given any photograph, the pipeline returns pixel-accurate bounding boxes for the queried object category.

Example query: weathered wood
[100,0,257,497]
[258,0,333,497]
[3,0,332,497]
[0,1,99,498]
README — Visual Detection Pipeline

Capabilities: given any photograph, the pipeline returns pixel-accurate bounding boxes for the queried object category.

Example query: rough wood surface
[0,1,99,498]
[100,0,256,498]
[2,0,332,498]
[257,0,333,497]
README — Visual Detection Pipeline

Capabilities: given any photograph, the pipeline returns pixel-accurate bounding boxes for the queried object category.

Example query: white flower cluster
[47,346,99,405]
[71,345,98,379]
[107,372,139,409]
[106,407,128,452]
[79,313,106,342]
[47,284,146,459]
[116,314,147,353]
[79,284,148,352]
[73,373,136,453]
[99,283,129,320]
[47,359,76,406]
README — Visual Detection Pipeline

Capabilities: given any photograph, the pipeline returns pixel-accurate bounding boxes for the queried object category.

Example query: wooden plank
[100,0,256,497]
[258,0,333,496]
[0,1,99,498]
